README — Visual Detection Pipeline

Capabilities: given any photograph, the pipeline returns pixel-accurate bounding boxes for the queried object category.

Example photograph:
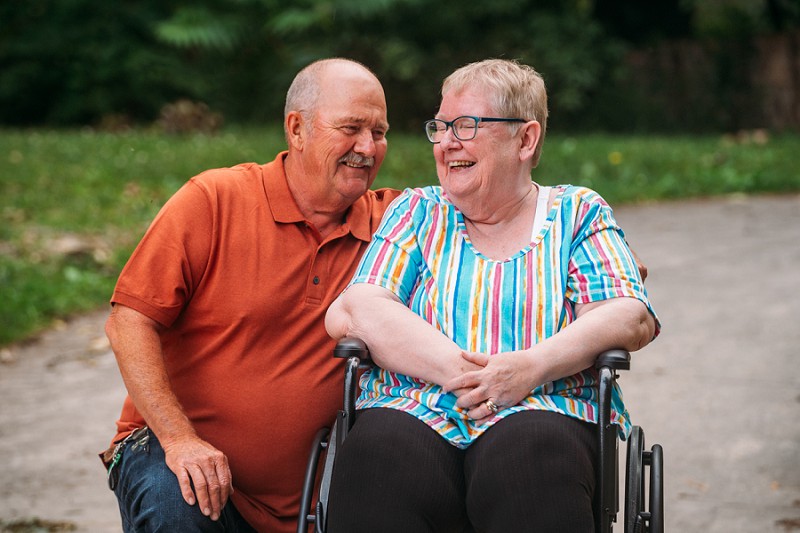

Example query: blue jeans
[110,428,255,533]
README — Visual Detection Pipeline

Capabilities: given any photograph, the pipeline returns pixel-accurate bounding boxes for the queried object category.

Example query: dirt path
[0,310,123,532]
[1,194,799,532]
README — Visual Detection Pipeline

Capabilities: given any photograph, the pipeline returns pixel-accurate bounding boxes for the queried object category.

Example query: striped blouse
[349,184,659,449]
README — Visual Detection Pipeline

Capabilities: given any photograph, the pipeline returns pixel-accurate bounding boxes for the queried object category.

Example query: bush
[156,100,223,134]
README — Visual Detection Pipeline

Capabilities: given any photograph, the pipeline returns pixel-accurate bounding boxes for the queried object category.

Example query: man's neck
[284,155,349,239]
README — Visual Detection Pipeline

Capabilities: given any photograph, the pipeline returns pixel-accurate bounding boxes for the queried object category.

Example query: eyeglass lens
[427,117,478,142]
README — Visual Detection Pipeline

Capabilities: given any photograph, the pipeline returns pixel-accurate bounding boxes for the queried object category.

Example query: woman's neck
[462,183,542,260]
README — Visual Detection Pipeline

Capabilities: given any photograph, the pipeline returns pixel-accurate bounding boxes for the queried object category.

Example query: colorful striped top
[350,184,659,449]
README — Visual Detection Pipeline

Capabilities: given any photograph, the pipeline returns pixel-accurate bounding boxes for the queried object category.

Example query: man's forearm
[105,305,196,444]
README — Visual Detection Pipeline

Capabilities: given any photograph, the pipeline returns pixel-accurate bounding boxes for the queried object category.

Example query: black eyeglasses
[424,115,527,143]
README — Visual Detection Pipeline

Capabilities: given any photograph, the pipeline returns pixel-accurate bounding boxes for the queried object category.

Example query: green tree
[155,0,622,130]
[3,0,794,130]
[0,0,199,126]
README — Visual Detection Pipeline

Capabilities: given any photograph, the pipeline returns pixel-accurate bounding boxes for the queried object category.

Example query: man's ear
[286,111,306,151]
[518,120,541,162]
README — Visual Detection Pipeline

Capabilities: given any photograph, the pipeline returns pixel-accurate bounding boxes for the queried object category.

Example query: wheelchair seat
[298,338,664,533]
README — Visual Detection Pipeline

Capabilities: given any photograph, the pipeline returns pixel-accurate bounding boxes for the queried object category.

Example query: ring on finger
[485,399,499,414]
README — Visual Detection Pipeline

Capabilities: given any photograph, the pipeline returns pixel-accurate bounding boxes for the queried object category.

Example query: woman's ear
[286,111,306,151]
[518,120,541,162]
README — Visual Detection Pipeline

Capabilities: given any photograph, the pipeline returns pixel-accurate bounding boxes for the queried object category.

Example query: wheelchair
[298,338,664,533]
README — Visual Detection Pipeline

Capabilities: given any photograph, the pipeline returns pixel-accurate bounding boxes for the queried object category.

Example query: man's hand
[630,247,648,281]
[162,435,233,521]
[107,304,234,520]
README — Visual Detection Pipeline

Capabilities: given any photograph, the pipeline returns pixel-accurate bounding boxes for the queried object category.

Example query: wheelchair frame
[298,338,664,533]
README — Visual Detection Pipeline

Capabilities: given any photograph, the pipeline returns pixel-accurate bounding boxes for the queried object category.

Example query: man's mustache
[338,152,375,167]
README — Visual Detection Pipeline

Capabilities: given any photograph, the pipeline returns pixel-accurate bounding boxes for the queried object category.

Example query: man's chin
[339,165,374,182]
[336,175,373,200]
[339,163,374,175]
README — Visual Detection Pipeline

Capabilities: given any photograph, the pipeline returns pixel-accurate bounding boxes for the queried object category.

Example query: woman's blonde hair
[442,59,548,167]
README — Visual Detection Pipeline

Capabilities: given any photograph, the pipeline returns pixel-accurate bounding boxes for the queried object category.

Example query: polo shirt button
[313,276,320,285]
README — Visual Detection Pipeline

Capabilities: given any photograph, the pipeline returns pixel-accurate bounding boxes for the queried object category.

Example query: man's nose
[354,129,377,156]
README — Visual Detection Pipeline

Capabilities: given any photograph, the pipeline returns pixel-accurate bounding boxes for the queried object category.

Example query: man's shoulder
[184,161,281,203]
[191,162,264,185]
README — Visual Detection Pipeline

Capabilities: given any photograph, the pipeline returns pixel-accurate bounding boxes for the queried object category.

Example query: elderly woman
[324,59,659,532]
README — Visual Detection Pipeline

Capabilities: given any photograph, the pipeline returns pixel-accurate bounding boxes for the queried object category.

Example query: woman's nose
[438,126,462,149]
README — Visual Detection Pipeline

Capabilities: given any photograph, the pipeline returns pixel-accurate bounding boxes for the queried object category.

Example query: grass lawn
[1,126,798,345]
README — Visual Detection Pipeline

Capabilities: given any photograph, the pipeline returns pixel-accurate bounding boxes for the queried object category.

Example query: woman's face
[433,87,524,211]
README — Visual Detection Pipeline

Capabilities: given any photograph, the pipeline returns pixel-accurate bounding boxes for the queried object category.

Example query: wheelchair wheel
[297,427,330,533]
[648,444,664,533]
[625,426,646,533]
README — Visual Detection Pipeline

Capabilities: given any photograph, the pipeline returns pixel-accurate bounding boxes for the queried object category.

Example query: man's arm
[630,246,648,281]
[105,304,233,521]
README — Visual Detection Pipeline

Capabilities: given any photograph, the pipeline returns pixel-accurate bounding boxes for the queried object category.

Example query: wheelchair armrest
[333,337,372,363]
[595,349,631,371]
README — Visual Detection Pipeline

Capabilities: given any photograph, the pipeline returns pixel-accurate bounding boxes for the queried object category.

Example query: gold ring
[485,399,499,413]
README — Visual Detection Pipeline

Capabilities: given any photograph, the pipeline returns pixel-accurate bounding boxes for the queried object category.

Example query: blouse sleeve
[565,188,660,332]
[349,189,424,304]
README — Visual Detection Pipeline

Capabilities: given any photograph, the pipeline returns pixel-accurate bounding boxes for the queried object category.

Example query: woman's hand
[443,350,541,422]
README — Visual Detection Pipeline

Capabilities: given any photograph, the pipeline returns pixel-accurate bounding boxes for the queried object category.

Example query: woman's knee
[465,411,597,532]
[327,409,467,533]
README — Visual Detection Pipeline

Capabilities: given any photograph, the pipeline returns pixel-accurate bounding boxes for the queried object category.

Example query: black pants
[327,408,597,533]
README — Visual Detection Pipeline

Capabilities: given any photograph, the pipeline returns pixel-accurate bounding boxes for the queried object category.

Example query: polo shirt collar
[344,193,373,242]
[262,151,373,243]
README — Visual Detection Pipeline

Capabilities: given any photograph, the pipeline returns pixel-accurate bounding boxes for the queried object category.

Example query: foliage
[0,127,286,344]
[0,0,204,126]
[153,0,620,129]
[155,5,244,50]
[2,0,798,130]
[535,131,799,202]
[0,517,76,532]
[2,127,799,345]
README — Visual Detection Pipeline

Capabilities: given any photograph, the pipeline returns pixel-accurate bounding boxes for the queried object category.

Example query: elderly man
[101,58,400,532]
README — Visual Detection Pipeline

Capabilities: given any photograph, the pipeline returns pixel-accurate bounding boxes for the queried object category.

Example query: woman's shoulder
[401,185,446,200]
[552,185,612,215]
[393,185,450,209]
[551,184,620,236]
[380,186,454,232]
[554,184,606,203]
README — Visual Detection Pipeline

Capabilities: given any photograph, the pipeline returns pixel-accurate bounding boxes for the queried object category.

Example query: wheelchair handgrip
[595,349,631,371]
[333,337,372,362]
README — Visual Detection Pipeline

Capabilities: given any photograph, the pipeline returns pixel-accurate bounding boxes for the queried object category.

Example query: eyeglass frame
[423,115,528,144]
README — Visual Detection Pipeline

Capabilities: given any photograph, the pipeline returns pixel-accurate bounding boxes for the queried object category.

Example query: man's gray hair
[284,58,374,135]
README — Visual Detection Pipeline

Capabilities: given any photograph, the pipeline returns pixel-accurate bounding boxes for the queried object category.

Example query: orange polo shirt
[110,152,399,532]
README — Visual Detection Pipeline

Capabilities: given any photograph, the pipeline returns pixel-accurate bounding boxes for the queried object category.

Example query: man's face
[303,67,389,205]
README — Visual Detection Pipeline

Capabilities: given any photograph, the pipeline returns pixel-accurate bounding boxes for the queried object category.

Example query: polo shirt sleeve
[349,189,423,304]
[111,179,213,327]
[565,188,660,332]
